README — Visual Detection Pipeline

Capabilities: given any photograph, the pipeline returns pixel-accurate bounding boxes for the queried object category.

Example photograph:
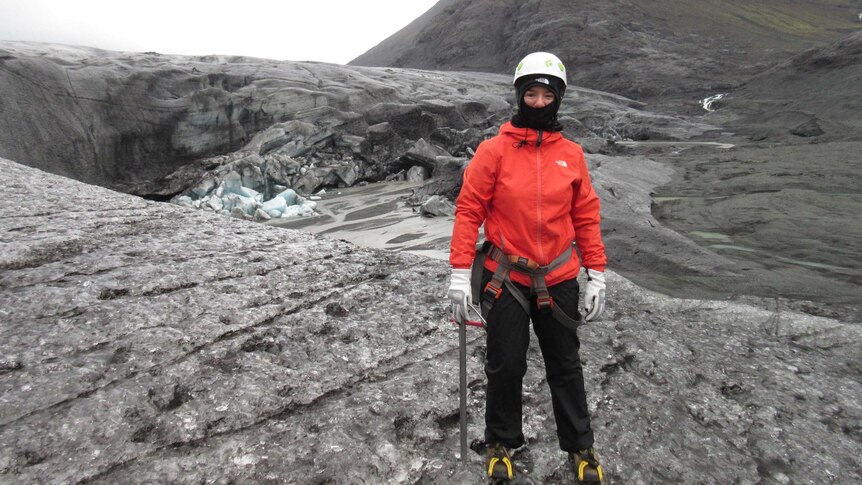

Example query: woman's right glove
[584,269,606,322]
[447,268,473,321]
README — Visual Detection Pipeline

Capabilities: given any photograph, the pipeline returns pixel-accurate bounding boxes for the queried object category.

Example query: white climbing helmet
[513,52,567,86]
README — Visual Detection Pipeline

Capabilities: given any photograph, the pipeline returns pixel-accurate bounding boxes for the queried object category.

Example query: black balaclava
[511,74,566,132]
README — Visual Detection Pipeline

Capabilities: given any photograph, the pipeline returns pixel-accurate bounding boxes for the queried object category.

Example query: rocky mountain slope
[642,30,862,316]
[350,0,860,100]
[718,29,862,141]
[2,157,860,484]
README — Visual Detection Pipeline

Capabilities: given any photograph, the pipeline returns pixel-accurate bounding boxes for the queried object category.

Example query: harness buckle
[536,295,555,310]
[484,282,503,300]
[508,255,539,271]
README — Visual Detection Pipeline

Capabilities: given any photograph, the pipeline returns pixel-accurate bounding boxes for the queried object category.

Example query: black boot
[570,448,603,483]
[485,443,514,480]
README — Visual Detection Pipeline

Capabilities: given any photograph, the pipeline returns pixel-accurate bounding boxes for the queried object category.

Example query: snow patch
[700,93,727,112]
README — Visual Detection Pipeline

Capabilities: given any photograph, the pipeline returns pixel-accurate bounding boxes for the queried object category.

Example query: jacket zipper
[535,130,545,263]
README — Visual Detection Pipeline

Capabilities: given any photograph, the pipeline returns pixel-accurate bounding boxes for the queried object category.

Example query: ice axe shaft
[458,313,468,465]
[453,302,483,466]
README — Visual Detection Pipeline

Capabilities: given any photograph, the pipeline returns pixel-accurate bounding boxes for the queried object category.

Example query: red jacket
[450,122,606,287]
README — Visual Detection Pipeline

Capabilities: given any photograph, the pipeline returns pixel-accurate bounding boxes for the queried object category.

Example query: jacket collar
[498,121,563,145]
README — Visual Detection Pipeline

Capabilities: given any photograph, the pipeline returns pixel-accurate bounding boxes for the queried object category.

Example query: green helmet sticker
[517,62,524,72]
[558,62,564,72]
[544,59,553,67]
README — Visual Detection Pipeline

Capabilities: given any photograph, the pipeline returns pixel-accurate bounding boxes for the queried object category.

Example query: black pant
[481,268,594,452]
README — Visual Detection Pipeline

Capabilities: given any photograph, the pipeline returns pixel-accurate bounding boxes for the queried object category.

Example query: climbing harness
[470,241,584,331]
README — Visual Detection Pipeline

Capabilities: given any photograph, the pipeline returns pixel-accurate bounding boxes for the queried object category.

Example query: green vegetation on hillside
[722,2,859,36]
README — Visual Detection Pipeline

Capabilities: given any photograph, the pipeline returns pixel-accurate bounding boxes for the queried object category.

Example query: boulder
[406,165,429,182]
[406,156,467,204]
[418,99,468,128]
[366,122,395,143]
[336,134,366,157]
[791,118,824,137]
[401,139,452,175]
[253,208,271,221]
[419,195,455,216]
[430,127,484,156]
[332,163,359,187]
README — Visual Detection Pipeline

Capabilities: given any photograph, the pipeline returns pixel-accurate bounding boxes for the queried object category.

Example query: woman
[447,52,607,484]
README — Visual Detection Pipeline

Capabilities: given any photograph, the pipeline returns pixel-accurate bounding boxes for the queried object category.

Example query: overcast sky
[0,0,438,64]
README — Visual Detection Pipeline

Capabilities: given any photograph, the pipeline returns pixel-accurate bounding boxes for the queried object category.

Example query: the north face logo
[555,160,568,168]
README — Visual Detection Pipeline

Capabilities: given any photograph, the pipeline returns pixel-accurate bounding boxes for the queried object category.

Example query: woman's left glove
[447,268,473,321]
[584,269,606,322]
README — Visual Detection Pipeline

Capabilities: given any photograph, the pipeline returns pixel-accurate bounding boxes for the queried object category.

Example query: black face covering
[511,75,565,132]
[515,100,562,131]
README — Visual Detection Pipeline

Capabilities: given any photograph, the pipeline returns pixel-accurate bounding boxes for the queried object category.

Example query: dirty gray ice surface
[1,158,861,484]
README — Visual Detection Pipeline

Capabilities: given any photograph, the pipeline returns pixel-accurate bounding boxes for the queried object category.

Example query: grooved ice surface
[1,158,860,483]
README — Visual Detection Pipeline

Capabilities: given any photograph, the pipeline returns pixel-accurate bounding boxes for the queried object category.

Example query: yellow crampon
[572,448,603,483]
[577,460,603,482]
[487,454,514,480]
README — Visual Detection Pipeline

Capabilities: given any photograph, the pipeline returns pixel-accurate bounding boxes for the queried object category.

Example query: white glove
[447,268,473,322]
[584,269,606,322]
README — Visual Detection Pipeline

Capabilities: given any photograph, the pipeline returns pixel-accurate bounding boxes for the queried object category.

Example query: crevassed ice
[177,185,315,219]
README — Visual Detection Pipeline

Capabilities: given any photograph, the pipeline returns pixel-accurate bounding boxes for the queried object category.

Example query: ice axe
[452,303,485,465]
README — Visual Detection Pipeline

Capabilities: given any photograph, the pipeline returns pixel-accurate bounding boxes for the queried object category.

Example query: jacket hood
[498,121,563,145]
